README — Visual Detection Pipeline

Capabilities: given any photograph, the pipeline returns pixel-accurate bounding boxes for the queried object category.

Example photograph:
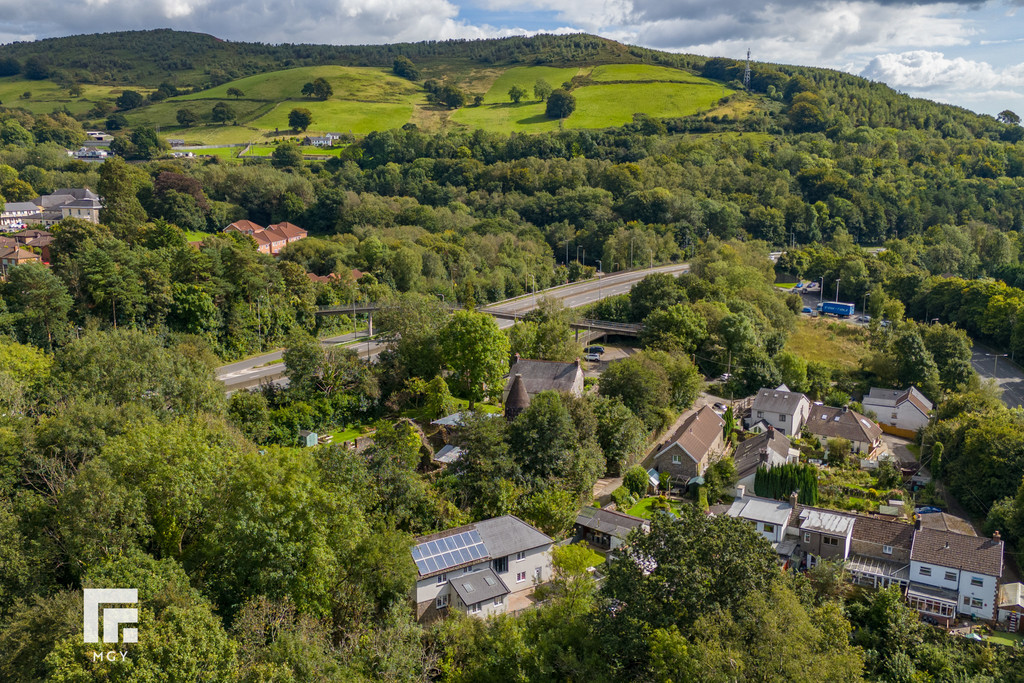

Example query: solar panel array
[412,529,488,575]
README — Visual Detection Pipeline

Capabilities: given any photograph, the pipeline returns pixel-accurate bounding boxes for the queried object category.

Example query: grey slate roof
[732,429,793,478]
[475,515,552,558]
[450,568,509,604]
[503,358,582,397]
[750,387,808,415]
[3,201,39,213]
[851,515,915,549]
[910,527,1003,577]
[412,515,551,579]
[805,405,882,444]
[575,507,647,540]
[865,386,933,414]
[727,496,793,527]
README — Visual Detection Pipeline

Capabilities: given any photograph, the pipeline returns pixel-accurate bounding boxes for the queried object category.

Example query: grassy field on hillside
[566,82,727,128]
[784,318,872,371]
[249,100,414,136]
[0,77,149,117]
[589,64,706,83]
[121,65,423,144]
[450,65,730,133]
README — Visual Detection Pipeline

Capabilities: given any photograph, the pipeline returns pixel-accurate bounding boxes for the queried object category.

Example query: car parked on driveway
[585,353,601,362]
[584,345,605,355]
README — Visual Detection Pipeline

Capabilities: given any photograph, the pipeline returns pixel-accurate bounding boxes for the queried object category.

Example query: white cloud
[860,49,1021,91]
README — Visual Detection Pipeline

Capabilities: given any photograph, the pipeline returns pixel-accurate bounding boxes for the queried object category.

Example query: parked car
[713,402,727,411]
[915,506,942,514]
[802,307,813,314]
[794,282,803,288]
[584,345,605,355]
[585,353,601,362]
[718,373,732,382]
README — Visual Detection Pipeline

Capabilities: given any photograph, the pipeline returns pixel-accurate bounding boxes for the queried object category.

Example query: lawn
[784,317,872,371]
[449,66,582,133]
[182,230,214,242]
[984,631,1024,647]
[192,146,245,159]
[627,497,685,520]
[329,425,371,444]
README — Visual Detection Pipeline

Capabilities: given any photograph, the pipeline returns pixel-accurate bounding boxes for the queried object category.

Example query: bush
[623,465,649,498]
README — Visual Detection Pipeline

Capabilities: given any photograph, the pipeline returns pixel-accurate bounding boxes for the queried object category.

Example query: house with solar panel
[410,515,553,622]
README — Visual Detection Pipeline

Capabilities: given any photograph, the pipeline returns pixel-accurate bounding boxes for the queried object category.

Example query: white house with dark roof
[744,387,810,436]
[908,527,1004,623]
[411,515,552,622]
[862,386,933,435]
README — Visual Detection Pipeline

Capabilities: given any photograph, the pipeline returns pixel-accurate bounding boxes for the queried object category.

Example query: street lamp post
[862,292,869,316]
[818,277,824,305]
[834,277,841,303]
[576,246,584,264]
[987,353,1008,376]
[630,237,635,269]
[596,259,602,273]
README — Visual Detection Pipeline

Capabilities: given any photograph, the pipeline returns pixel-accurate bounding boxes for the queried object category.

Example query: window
[804,532,811,542]
[944,571,956,582]
[468,602,481,614]
[493,596,502,606]
[671,454,681,464]
[516,572,526,583]
[883,545,893,555]
[823,536,839,546]
[970,577,984,587]
[757,411,764,418]
[778,414,787,422]
[963,596,971,606]
[891,412,898,420]
[971,598,983,609]
[436,573,447,585]
[515,551,526,562]
[762,524,775,534]
[436,593,449,609]
[920,567,932,577]
[492,556,508,574]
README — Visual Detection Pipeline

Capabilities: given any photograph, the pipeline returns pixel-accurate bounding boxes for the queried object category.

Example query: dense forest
[1,32,1024,681]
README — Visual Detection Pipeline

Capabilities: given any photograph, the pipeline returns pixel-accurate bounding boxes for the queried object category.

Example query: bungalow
[732,427,799,488]
[411,515,552,623]
[303,136,333,147]
[651,405,726,485]
[804,405,885,458]
[501,356,584,402]
[744,387,810,436]
[574,507,648,551]
[862,386,933,436]
[908,528,1003,624]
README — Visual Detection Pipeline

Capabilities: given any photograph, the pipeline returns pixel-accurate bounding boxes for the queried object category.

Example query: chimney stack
[993,530,1002,542]
[574,358,581,368]
[788,491,799,508]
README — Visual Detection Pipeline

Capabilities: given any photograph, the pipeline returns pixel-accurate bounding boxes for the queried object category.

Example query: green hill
[0,29,1014,148]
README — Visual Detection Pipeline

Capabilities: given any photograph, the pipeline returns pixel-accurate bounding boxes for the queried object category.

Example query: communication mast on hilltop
[743,48,751,89]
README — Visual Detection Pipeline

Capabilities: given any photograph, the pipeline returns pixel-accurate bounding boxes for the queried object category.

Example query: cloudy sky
[1,0,1023,117]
